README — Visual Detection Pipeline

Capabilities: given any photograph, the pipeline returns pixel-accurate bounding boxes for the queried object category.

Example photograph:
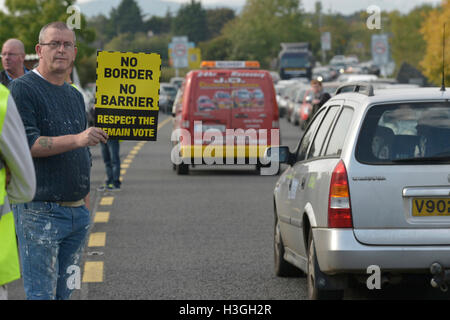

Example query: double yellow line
[82,116,172,284]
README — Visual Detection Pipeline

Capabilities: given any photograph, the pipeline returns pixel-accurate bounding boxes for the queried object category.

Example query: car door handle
[301,177,306,189]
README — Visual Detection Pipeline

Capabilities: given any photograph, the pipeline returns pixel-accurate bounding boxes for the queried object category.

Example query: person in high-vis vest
[0,83,36,300]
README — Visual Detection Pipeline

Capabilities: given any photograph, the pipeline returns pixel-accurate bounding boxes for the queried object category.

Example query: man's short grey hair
[2,39,25,54]
[38,21,76,44]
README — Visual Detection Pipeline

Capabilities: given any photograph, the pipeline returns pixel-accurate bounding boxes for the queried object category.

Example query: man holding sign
[9,21,108,300]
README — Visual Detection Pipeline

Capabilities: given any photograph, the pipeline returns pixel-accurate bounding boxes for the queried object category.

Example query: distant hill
[78,0,241,18]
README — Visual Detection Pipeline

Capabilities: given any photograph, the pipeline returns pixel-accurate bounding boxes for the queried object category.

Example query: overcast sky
[0,0,444,14]
[163,0,443,14]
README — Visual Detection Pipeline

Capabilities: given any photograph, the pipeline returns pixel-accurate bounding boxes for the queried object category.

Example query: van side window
[324,107,354,157]
[307,106,339,159]
[296,108,324,162]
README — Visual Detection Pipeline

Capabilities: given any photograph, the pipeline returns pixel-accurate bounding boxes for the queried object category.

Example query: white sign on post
[321,32,331,51]
[170,36,189,69]
[371,34,389,66]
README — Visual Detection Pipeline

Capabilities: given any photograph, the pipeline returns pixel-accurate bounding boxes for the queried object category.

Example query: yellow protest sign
[95,51,161,140]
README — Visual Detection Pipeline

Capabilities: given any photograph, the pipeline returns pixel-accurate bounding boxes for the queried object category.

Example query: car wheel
[176,163,189,175]
[307,230,344,300]
[274,216,305,277]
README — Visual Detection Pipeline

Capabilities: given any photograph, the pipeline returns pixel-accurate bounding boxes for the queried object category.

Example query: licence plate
[412,198,450,216]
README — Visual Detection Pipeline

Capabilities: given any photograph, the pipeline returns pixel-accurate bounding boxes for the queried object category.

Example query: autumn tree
[420,1,450,85]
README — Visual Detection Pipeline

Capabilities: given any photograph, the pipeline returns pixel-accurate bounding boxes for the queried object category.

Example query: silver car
[270,83,450,299]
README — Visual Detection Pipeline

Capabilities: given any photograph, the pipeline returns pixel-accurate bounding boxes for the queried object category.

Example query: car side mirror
[264,146,294,166]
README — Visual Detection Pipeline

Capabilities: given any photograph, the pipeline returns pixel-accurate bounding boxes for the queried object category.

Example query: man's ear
[35,44,42,58]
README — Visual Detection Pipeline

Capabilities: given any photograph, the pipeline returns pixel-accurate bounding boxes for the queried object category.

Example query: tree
[145,9,173,35]
[199,35,232,60]
[109,0,145,37]
[222,0,313,68]
[0,0,95,60]
[387,5,433,76]
[104,33,171,66]
[420,1,449,85]
[172,0,208,44]
[206,8,235,39]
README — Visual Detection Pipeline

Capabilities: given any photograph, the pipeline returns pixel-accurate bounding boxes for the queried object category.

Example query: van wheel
[307,230,344,300]
[274,216,305,277]
[176,163,189,175]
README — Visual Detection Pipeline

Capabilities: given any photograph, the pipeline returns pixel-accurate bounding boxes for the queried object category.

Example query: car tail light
[328,160,353,228]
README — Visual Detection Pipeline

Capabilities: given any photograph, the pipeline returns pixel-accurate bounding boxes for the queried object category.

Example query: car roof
[329,87,450,108]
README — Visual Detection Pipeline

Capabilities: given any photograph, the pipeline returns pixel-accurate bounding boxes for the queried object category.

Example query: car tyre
[307,230,344,300]
[176,163,189,175]
[274,216,305,277]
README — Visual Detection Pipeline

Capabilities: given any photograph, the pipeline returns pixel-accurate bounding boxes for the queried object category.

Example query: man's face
[1,42,25,74]
[312,83,321,94]
[36,27,77,75]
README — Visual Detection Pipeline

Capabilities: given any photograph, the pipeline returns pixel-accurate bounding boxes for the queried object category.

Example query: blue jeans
[100,140,121,187]
[12,202,91,300]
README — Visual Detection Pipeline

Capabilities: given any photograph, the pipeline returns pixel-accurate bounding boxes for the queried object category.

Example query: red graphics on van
[172,61,280,174]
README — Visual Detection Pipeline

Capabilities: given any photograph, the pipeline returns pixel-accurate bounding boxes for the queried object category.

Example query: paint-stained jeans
[12,202,91,300]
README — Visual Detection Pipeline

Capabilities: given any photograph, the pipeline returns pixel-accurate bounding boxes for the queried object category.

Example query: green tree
[206,8,235,39]
[172,0,208,44]
[223,0,312,68]
[145,10,173,35]
[0,0,95,60]
[199,35,232,60]
[109,0,145,37]
[104,33,171,66]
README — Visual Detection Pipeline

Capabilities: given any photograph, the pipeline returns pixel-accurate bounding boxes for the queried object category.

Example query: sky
[0,0,444,15]
[161,0,443,14]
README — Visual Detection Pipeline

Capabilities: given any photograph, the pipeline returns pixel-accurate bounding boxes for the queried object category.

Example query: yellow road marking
[158,117,172,129]
[130,150,138,155]
[94,211,110,223]
[88,232,106,247]
[121,163,130,169]
[120,169,127,175]
[124,159,132,163]
[82,261,104,283]
[100,197,114,205]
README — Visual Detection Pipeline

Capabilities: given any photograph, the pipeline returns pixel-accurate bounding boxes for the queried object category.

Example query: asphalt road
[7,113,450,300]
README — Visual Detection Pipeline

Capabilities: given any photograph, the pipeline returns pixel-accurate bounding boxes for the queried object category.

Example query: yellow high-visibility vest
[0,84,21,286]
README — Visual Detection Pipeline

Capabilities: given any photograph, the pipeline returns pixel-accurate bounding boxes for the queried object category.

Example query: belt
[56,199,85,207]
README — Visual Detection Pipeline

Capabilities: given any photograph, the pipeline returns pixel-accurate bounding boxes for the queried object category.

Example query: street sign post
[371,34,390,76]
[169,36,189,76]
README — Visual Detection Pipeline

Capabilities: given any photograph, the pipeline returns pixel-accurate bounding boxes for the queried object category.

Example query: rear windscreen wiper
[391,156,450,163]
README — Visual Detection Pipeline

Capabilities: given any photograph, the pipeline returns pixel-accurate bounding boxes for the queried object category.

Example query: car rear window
[356,102,450,164]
